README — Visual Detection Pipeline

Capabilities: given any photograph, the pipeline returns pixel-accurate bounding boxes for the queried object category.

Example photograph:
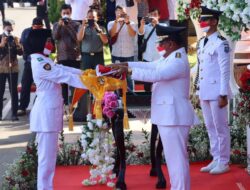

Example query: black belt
[82,52,103,56]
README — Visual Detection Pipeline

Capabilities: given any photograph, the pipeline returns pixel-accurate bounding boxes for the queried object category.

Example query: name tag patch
[37,57,44,62]
[43,63,51,71]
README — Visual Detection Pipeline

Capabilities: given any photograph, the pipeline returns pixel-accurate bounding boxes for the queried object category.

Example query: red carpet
[54,163,250,190]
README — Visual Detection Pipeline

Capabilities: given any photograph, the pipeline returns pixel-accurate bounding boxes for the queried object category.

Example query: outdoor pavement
[0,7,152,186]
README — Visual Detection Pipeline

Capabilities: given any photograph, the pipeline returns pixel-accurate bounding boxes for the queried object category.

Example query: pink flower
[108,101,118,108]
[106,110,115,118]
[103,106,109,114]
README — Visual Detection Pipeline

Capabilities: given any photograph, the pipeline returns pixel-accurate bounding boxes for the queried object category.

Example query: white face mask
[43,48,52,55]
[62,14,70,19]
[4,30,11,36]
[156,45,166,57]
[201,26,210,33]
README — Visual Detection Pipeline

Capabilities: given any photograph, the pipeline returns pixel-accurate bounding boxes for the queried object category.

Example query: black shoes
[17,109,26,116]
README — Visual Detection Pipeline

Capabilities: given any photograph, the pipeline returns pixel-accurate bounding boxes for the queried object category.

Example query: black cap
[200,6,222,19]
[27,29,52,53]
[32,17,43,26]
[156,24,186,43]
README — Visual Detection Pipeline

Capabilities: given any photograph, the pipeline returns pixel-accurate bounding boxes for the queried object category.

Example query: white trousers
[200,100,230,164]
[158,125,190,190]
[36,132,59,190]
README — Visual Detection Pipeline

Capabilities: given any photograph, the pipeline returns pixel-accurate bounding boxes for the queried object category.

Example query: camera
[62,18,69,25]
[62,15,70,25]
[87,19,95,27]
[144,16,153,24]
[120,13,127,18]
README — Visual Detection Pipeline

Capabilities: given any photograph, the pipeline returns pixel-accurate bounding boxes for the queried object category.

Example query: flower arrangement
[177,0,202,21]
[177,0,250,41]
[2,141,38,190]
[57,130,84,166]
[80,114,116,188]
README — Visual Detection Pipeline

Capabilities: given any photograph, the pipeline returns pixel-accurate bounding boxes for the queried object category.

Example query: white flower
[86,132,92,138]
[82,179,91,186]
[87,122,94,130]
[81,153,87,159]
[87,114,92,121]
[232,14,240,22]
[96,119,103,127]
[229,4,236,11]
[81,134,87,139]
[107,182,115,187]
[109,173,116,179]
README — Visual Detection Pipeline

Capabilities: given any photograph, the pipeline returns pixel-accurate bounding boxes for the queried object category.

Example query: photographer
[138,8,161,63]
[53,4,80,107]
[0,21,22,121]
[108,5,136,90]
[77,8,108,70]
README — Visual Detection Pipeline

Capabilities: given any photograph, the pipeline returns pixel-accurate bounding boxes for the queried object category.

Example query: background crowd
[0,0,184,121]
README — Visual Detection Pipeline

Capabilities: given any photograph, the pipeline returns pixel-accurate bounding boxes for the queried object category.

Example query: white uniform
[197,31,231,165]
[129,47,198,190]
[30,53,86,190]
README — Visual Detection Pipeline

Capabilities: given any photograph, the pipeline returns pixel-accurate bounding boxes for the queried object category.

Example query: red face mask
[199,21,209,28]
[43,40,54,55]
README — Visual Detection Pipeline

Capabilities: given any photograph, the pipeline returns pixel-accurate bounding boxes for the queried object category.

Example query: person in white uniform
[195,6,231,175]
[29,36,87,190]
[110,24,198,190]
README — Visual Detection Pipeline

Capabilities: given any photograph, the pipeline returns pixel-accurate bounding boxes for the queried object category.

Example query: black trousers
[81,52,104,70]
[57,60,80,105]
[19,61,33,111]
[0,8,5,23]
[0,72,18,117]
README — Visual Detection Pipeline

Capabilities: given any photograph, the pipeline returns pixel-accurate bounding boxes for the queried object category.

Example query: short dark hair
[87,9,97,15]
[32,17,43,25]
[115,5,123,11]
[3,21,12,28]
[61,4,72,12]
[149,8,160,15]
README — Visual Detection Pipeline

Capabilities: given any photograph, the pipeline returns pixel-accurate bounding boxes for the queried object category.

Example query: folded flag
[96,64,126,80]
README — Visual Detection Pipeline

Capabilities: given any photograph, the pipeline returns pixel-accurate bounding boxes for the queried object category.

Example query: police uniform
[30,53,86,190]
[196,7,231,174]
[128,25,198,190]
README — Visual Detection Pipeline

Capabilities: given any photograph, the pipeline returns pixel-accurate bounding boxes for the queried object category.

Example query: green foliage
[48,0,63,24]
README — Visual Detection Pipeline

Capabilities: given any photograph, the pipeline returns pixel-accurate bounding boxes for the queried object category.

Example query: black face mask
[88,19,95,27]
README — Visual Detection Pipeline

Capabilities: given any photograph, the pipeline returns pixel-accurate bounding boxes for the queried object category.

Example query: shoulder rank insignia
[37,57,44,62]
[43,63,51,71]
[223,43,230,53]
[175,52,181,58]
[218,35,226,41]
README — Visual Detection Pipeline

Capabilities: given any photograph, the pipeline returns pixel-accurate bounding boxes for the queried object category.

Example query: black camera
[62,17,69,25]
[120,13,127,18]
[88,19,95,27]
[144,16,153,24]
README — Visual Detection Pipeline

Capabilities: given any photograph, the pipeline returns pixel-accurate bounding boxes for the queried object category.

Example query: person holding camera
[53,4,80,107]
[108,5,136,90]
[65,0,94,23]
[0,21,23,121]
[77,9,108,70]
